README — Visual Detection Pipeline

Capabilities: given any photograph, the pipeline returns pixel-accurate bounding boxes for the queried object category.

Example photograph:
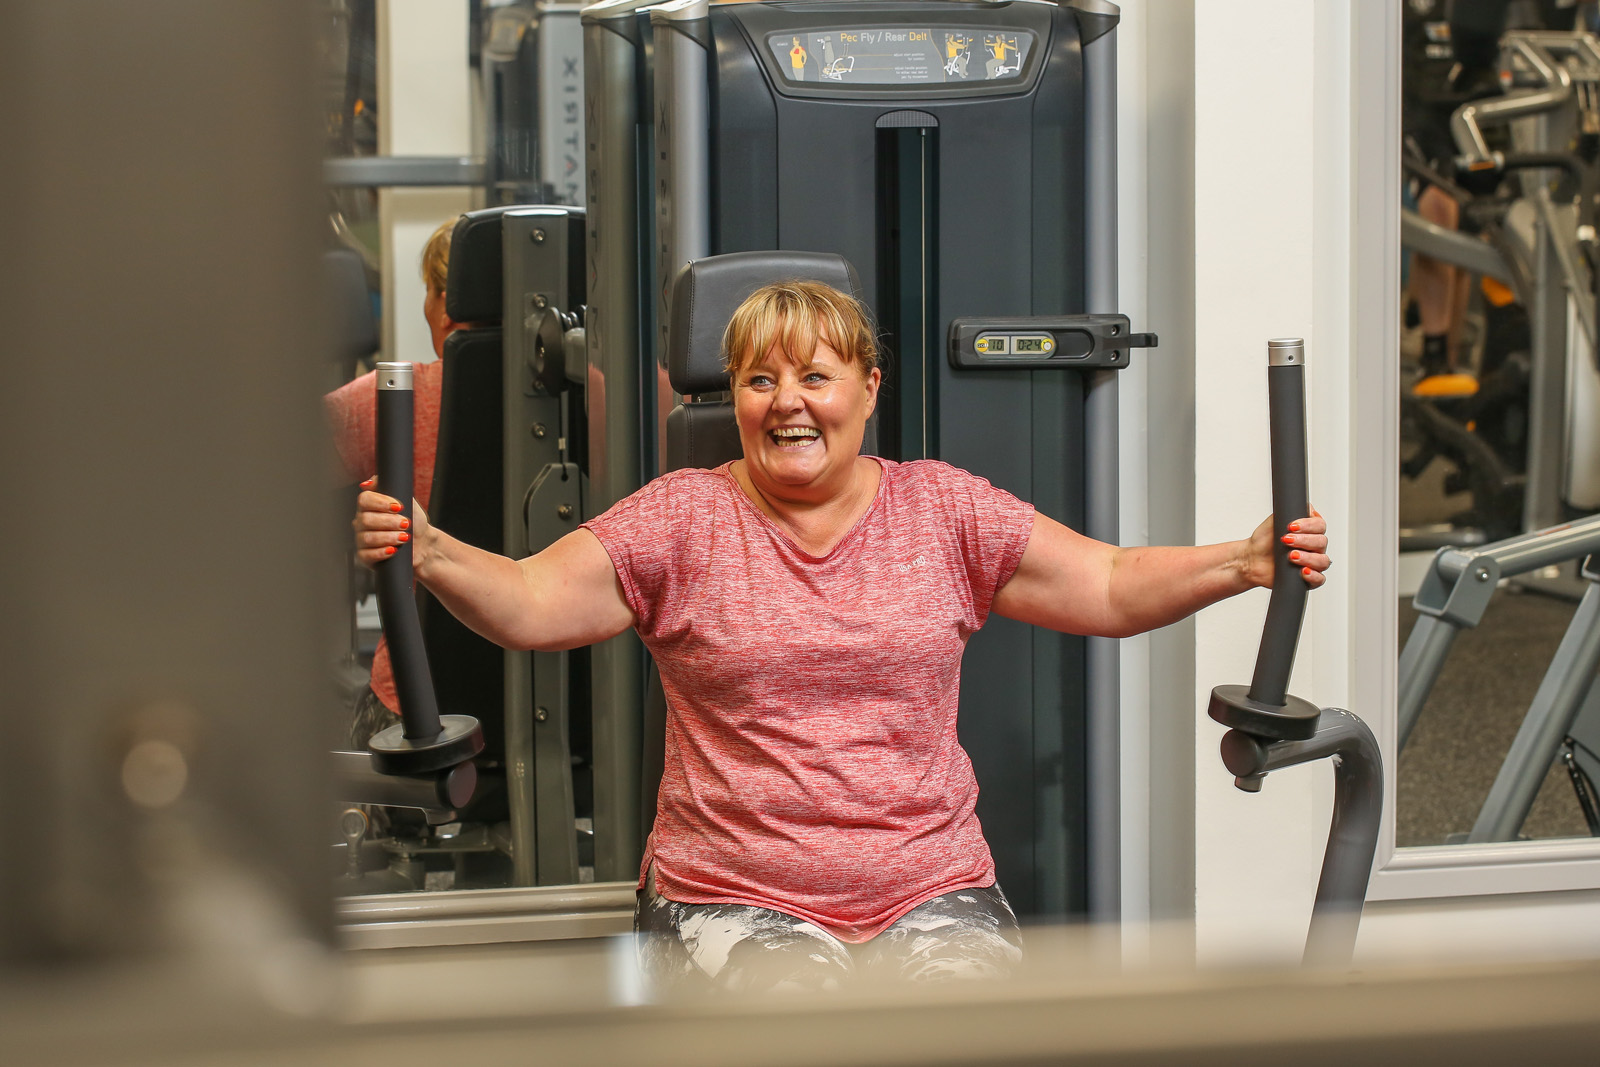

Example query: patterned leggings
[347,685,397,750]
[635,867,1024,993]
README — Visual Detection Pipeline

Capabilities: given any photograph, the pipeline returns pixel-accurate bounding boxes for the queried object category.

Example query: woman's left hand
[1244,507,1330,589]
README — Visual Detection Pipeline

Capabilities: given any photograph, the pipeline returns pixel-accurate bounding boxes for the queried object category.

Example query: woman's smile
[770,425,821,448]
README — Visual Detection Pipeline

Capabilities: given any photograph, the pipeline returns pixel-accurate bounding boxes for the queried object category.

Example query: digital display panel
[1015,337,1048,352]
[768,27,1034,87]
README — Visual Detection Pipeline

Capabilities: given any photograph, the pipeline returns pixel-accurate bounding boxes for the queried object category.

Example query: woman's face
[732,329,880,501]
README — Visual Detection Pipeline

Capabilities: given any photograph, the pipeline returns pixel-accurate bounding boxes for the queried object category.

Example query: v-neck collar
[719,457,887,562]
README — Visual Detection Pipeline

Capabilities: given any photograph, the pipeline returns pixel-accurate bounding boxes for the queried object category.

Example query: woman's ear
[423,287,460,357]
[863,366,882,416]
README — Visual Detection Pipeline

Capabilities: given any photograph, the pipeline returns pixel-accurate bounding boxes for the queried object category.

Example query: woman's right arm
[355,487,635,652]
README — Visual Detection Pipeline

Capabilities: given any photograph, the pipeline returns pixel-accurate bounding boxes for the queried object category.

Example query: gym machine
[334,0,1149,916]
[333,361,488,892]
[334,205,601,896]
[482,1,588,206]
[323,1,586,203]
[1207,339,1383,967]
[586,0,1149,922]
[1397,513,1600,842]
[1401,28,1600,550]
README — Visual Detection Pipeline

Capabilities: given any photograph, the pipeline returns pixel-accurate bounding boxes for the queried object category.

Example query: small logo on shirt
[895,555,928,573]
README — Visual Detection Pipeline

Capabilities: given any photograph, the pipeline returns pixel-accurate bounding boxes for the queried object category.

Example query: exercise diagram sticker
[768,27,1034,87]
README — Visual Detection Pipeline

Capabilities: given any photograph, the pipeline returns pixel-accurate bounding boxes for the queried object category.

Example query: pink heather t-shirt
[323,360,444,715]
[582,458,1034,942]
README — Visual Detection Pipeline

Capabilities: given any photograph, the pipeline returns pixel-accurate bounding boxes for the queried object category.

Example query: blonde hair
[722,280,879,382]
[420,218,455,295]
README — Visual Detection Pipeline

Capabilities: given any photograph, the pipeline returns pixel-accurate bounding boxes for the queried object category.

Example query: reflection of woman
[354,282,1330,991]
[326,218,459,748]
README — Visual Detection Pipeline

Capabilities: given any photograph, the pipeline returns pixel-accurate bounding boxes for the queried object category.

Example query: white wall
[1187,0,1329,966]
[377,0,473,364]
[1121,0,1600,967]
[1360,890,1600,965]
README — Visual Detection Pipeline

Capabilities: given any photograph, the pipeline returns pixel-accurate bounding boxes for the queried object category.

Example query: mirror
[317,0,614,915]
[1397,1,1600,848]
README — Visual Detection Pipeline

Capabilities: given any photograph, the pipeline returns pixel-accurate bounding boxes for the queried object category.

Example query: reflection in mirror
[1397,2,1600,848]
[318,0,605,905]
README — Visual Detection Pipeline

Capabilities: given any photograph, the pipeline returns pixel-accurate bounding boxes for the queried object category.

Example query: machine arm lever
[1208,340,1320,741]
[365,362,485,777]
[1204,339,1384,968]
[1250,339,1312,709]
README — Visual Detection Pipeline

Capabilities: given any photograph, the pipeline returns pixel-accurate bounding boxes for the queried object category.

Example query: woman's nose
[774,378,803,409]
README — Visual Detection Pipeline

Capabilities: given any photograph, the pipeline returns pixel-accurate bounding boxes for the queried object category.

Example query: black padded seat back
[415,208,516,763]
[663,403,743,475]
[321,248,378,382]
[420,327,507,761]
[445,206,520,324]
[662,251,874,475]
[667,250,863,397]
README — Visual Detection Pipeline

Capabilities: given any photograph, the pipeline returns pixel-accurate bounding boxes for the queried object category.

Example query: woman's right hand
[353,477,433,571]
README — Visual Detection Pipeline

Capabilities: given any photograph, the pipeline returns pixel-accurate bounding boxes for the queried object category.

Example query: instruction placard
[768,27,1033,87]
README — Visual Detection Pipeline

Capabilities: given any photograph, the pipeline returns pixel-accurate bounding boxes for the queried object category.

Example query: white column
[378,0,473,364]
[1188,0,1349,965]
[1116,0,1153,952]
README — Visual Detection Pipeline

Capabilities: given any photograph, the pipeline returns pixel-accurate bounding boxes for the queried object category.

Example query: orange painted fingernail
[399,518,410,530]
[1288,521,1301,532]
[1302,566,1313,577]
[1290,550,1302,562]
[360,478,374,489]
[398,532,409,543]
[389,503,403,513]
[1281,535,1294,544]
[384,546,396,556]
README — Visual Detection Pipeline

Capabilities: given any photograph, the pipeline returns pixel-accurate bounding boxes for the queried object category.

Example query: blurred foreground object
[0,0,334,996]
[6,926,1600,1065]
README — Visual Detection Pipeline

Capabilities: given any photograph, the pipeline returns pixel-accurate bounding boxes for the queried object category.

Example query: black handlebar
[374,365,445,741]
[366,362,483,778]
[1248,343,1311,708]
[1208,340,1320,743]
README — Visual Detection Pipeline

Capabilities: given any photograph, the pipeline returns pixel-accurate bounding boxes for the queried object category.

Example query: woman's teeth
[771,427,820,448]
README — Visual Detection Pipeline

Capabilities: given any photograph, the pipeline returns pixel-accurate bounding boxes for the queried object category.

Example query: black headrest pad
[667,251,862,395]
[320,248,377,365]
[444,207,518,324]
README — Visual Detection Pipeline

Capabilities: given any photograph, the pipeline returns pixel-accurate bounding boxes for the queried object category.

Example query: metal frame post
[582,0,655,880]
[1077,0,1123,927]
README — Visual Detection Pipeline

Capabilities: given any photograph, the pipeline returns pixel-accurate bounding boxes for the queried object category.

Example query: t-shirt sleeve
[927,463,1035,630]
[323,371,378,485]
[581,476,696,636]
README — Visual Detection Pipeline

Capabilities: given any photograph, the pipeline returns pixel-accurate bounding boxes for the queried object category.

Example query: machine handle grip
[374,362,444,741]
[1248,339,1310,708]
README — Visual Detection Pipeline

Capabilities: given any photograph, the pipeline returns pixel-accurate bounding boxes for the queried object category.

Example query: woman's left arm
[989,511,1330,639]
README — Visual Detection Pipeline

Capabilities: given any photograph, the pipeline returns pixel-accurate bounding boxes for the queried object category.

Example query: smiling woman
[724,281,884,556]
[350,279,1330,993]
